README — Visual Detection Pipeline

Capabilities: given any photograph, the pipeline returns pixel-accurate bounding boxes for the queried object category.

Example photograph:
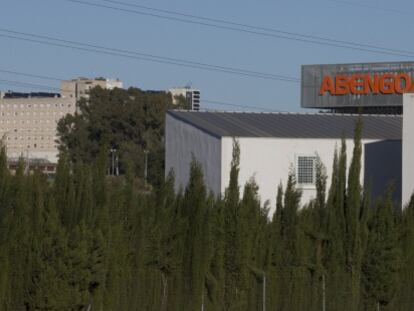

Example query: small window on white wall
[296,156,317,186]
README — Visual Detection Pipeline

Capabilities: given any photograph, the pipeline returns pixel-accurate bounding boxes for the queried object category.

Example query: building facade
[168,87,201,111]
[61,77,123,101]
[0,96,76,163]
[0,77,123,164]
[166,111,401,213]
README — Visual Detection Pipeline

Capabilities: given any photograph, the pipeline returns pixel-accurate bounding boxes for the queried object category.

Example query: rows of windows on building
[0,78,201,167]
[168,87,201,111]
[0,102,72,109]
[0,78,125,163]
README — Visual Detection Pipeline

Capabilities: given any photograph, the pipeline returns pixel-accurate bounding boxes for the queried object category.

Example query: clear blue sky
[1,0,414,112]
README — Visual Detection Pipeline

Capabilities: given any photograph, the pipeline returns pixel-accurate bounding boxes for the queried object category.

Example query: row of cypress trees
[0,119,412,310]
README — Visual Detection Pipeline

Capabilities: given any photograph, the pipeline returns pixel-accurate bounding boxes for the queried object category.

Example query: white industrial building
[403,93,414,205]
[166,111,402,211]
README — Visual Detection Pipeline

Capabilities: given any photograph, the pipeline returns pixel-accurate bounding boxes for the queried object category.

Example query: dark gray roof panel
[167,110,402,140]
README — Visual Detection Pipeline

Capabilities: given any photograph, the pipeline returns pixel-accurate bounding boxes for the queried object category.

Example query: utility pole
[110,148,116,175]
[201,289,204,311]
[25,149,30,175]
[263,272,266,311]
[322,274,326,311]
[115,154,119,176]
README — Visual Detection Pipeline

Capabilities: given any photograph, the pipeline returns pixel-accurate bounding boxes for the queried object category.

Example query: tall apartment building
[0,95,76,163]
[168,87,201,111]
[0,77,123,165]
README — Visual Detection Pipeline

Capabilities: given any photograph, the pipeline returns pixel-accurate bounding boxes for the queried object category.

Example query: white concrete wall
[403,93,414,207]
[221,137,379,215]
[165,114,222,194]
[165,116,401,214]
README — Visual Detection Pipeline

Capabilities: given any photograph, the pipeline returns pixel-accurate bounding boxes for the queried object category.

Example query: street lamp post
[109,148,116,176]
[115,154,119,176]
[262,272,266,311]
[322,274,326,311]
[144,149,149,185]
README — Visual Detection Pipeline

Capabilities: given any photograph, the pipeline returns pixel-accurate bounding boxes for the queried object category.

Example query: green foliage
[362,187,399,310]
[57,86,175,187]
[345,118,365,310]
[0,119,409,311]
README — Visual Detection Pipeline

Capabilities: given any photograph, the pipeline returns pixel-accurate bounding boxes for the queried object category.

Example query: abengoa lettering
[319,73,414,96]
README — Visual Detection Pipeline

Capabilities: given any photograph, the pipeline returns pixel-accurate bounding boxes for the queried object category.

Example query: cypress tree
[223,139,242,310]
[270,183,283,266]
[4,161,33,310]
[0,143,11,307]
[362,188,399,310]
[54,154,75,227]
[279,171,303,311]
[241,179,268,311]
[266,183,283,309]
[205,196,226,311]
[29,195,71,310]
[146,172,185,311]
[397,195,414,310]
[325,142,347,310]
[303,158,328,311]
[346,118,364,310]
[281,171,301,266]
[181,158,212,310]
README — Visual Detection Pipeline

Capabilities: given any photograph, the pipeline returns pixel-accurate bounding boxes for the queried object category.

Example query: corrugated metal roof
[167,110,402,140]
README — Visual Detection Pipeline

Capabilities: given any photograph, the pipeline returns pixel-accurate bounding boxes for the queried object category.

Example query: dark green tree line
[0,117,410,310]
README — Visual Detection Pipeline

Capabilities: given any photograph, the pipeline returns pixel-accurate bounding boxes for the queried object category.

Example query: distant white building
[166,111,401,213]
[168,87,200,111]
[61,77,123,101]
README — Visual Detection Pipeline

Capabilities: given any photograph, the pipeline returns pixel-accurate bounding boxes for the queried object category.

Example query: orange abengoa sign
[319,73,414,96]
